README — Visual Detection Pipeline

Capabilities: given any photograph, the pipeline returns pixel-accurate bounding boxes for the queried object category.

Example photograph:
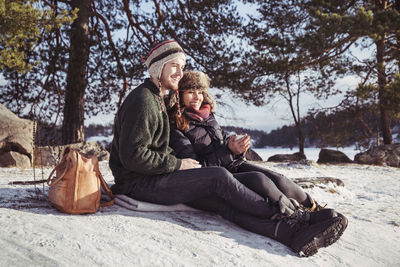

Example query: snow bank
[0,161,399,266]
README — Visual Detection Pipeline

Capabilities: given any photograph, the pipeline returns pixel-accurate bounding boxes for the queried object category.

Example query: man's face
[160,57,185,91]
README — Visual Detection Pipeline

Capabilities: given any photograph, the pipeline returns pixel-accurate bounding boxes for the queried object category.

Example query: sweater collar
[144,78,161,96]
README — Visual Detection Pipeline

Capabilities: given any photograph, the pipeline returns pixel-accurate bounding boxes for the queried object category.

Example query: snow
[1,160,400,266]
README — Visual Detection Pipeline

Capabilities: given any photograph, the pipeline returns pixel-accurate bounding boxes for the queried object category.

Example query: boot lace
[299,202,327,212]
[281,209,310,232]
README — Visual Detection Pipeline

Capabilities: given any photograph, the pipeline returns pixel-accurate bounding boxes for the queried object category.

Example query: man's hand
[179,158,201,170]
[228,134,251,155]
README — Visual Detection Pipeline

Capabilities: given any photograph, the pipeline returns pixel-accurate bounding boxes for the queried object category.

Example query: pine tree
[1,0,244,145]
[216,1,344,154]
[0,0,74,73]
[302,0,400,144]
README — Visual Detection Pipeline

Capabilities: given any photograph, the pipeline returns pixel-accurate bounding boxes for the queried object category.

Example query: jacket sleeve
[197,125,235,168]
[169,124,199,160]
[222,130,231,146]
[201,127,244,169]
[117,94,181,175]
[201,142,235,168]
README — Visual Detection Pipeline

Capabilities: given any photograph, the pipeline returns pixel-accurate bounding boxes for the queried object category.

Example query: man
[109,40,198,182]
[108,40,347,257]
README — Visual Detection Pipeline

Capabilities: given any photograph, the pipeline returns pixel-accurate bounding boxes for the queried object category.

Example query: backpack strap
[46,149,74,186]
[97,170,115,207]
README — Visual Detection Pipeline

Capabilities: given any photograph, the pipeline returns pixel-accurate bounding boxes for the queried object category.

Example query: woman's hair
[169,102,190,131]
[166,71,216,131]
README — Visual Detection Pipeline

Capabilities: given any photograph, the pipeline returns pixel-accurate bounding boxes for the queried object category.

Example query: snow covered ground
[1,160,399,267]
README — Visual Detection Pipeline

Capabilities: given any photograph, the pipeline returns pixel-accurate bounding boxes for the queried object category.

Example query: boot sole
[293,214,348,257]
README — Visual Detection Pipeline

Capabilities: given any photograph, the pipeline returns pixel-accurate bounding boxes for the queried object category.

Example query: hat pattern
[144,40,186,79]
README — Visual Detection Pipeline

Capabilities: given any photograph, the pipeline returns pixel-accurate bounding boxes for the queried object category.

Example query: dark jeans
[126,166,279,219]
[188,196,278,240]
[235,162,309,206]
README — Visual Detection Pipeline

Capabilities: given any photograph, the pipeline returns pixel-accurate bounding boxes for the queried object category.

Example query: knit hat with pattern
[144,40,186,79]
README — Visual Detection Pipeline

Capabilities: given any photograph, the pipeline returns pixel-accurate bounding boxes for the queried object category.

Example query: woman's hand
[228,134,251,155]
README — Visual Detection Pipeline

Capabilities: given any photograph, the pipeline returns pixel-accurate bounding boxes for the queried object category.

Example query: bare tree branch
[91,5,129,109]
[122,0,153,44]
[304,36,358,68]
[152,0,165,41]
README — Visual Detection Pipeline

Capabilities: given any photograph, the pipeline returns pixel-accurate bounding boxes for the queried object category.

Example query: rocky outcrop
[317,148,353,164]
[354,144,400,167]
[0,104,34,168]
[267,152,306,162]
[0,105,110,168]
[293,177,345,189]
[34,141,110,167]
[245,148,263,161]
[0,151,31,168]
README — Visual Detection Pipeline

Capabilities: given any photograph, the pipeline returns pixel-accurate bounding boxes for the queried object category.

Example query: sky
[0,67,362,134]
[85,2,368,133]
[85,74,360,133]
[1,1,371,134]
[210,75,361,132]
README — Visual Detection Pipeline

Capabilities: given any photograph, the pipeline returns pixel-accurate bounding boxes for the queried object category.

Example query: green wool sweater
[109,79,182,186]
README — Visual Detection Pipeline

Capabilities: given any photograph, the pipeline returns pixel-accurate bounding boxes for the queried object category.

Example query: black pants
[126,166,279,219]
[188,196,278,240]
[234,162,309,206]
[125,165,299,242]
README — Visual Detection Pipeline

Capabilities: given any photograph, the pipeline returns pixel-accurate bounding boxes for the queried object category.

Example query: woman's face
[182,89,204,110]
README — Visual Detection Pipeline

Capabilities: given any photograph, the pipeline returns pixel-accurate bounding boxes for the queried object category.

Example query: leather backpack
[47,147,114,214]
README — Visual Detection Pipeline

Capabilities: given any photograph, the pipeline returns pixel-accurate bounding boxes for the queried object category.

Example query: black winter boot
[308,209,338,224]
[272,208,337,224]
[273,211,348,257]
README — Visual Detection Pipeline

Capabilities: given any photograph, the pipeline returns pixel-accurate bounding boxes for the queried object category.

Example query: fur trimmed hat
[178,71,210,92]
[144,40,186,79]
[166,71,216,112]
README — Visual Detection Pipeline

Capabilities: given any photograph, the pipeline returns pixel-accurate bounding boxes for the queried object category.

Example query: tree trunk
[296,122,305,155]
[61,0,90,145]
[286,75,305,155]
[396,0,400,74]
[375,0,392,145]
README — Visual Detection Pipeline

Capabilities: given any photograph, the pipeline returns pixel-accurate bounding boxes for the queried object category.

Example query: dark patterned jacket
[169,113,244,172]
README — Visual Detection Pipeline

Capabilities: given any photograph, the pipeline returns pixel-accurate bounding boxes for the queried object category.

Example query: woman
[167,71,319,212]
[166,71,347,256]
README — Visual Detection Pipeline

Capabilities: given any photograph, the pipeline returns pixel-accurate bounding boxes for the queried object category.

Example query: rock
[0,151,31,168]
[267,152,306,162]
[354,144,400,167]
[293,177,345,189]
[68,141,110,161]
[293,176,345,194]
[33,146,63,167]
[317,148,353,164]
[0,104,34,167]
[34,141,110,167]
[245,148,263,161]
